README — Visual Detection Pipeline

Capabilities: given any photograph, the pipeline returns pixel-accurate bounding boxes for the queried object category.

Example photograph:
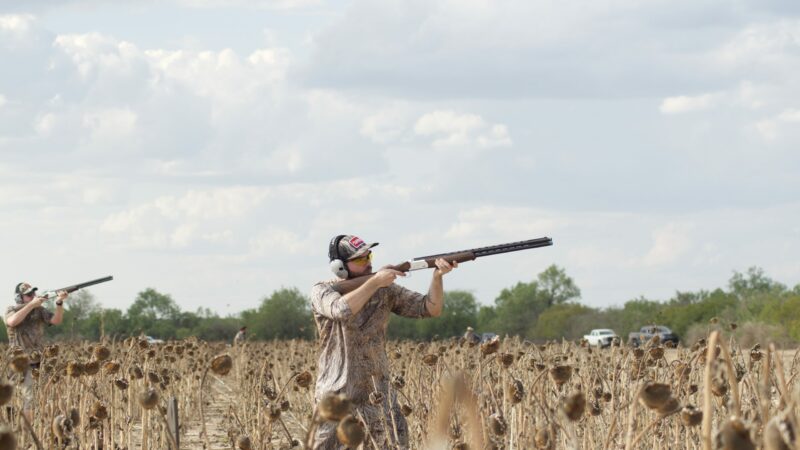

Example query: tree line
[1,265,798,345]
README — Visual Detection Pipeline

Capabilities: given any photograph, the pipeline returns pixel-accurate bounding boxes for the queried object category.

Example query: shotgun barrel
[330,237,552,294]
[41,276,114,300]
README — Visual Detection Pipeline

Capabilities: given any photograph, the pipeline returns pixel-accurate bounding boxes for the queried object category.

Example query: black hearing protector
[328,235,349,279]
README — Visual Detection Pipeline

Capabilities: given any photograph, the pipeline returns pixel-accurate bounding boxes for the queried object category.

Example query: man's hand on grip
[371,269,405,288]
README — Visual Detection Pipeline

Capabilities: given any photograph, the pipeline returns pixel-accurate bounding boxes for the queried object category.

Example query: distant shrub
[683,321,794,349]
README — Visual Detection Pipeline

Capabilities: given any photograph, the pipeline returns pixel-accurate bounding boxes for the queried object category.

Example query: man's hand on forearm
[426,258,458,317]
[5,298,43,327]
[344,269,405,316]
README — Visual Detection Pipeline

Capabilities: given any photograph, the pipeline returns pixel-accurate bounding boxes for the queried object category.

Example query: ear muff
[14,283,24,302]
[328,235,350,278]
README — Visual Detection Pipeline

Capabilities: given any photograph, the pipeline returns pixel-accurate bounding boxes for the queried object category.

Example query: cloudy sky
[1,0,798,314]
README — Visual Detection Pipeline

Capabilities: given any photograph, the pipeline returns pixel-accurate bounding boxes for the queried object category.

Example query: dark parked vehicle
[628,326,679,347]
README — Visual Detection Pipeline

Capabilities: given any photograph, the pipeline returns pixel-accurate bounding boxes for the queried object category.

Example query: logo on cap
[349,236,365,249]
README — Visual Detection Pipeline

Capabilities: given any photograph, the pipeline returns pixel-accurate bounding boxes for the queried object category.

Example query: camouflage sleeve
[389,284,432,319]
[4,305,18,323]
[40,307,55,325]
[310,282,353,321]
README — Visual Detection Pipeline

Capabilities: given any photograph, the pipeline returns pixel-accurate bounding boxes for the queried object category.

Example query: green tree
[660,289,737,337]
[490,280,543,336]
[531,303,595,340]
[487,265,579,337]
[247,288,313,340]
[416,290,479,339]
[603,297,665,337]
[387,316,420,340]
[537,265,581,307]
[126,288,182,339]
[729,267,786,298]
[476,305,497,332]
[758,294,800,340]
[46,290,103,340]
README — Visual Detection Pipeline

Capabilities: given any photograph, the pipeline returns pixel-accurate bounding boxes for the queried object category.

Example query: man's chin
[353,266,373,277]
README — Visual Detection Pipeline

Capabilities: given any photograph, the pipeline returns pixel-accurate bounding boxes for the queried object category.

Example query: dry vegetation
[1,329,799,449]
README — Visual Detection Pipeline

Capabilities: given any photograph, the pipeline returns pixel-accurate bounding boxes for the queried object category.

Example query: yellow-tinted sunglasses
[349,252,373,266]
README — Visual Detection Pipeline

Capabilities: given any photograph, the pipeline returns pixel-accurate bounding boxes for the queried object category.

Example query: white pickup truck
[583,329,619,348]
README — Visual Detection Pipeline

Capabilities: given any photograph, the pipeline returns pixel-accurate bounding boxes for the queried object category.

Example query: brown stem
[158,408,180,450]
[702,331,719,450]
[20,412,44,450]
[199,366,211,450]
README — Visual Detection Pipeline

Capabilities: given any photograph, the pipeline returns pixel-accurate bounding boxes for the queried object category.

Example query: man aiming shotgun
[309,235,551,449]
[4,276,113,421]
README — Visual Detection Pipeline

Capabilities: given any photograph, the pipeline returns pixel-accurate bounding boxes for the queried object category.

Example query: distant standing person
[310,235,457,449]
[234,326,247,345]
[5,282,68,421]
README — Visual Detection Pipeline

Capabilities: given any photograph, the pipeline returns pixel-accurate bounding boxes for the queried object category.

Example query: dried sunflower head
[368,391,385,405]
[715,417,754,450]
[336,415,364,446]
[295,371,312,389]
[84,360,100,376]
[0,425,14,450]
[422,354,439,366]
[138,388,159,410]
[562,391,586,421]
[93,346,111,361]
[103,361,120,375]
[535,426,554,450]
[480,336,501,356]
[237,435,253,450]
[318,392,351,422]
[549,365,572,387]
[639,382,672,409]
[9,355,28,374]
[507,378,524,404]
[681,405,703,427]
[90,401,108,420]
[489,413,507,435]
[210,354,233,376]
[66,361,84,378]
[0,384,13,406]
[69,408,80,427]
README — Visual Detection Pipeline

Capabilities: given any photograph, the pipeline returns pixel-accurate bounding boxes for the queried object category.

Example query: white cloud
[0,14,36,40]
[100,186,272,248]
[755,108,800,140]
[414,110,512,148]
[659,93,718,114]
[54,33,147,80]
[82,108,138,142]
[360,105,413,144]
[642,223,692,266]
[1,1,799,313]
[0,94,6,109]
[716,19,800,69]
[444,206,564,240]
[248,228,313,257]
[174,0,321,9]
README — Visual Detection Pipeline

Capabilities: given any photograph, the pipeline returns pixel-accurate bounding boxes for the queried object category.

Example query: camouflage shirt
[4,303,54,352]
[310,279,431,449]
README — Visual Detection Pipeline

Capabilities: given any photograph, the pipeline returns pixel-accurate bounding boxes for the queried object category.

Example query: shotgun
[331,237,552,294]
[41,276,114,301]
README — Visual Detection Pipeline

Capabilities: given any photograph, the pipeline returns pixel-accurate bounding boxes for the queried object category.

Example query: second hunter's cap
[15,282,37,296]
[336,235,379,261]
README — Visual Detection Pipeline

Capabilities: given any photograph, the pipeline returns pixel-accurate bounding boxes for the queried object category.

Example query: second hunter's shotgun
[40,276,114,302]
[331,237,553,294]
